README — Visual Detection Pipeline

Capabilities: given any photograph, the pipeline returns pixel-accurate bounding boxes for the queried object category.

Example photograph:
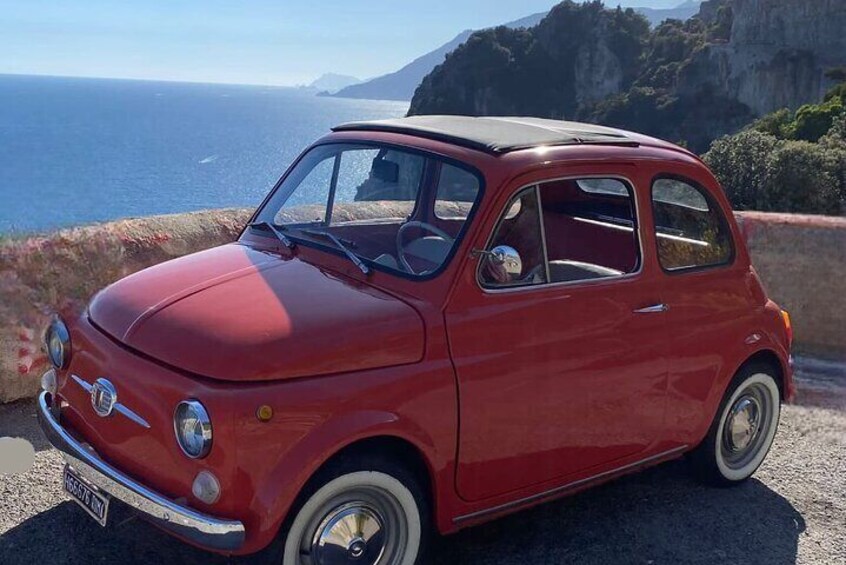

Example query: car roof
[332,115,643,155]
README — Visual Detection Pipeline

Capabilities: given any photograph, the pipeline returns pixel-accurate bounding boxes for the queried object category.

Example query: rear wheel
[689,364,781,485]
[280,458,427,565]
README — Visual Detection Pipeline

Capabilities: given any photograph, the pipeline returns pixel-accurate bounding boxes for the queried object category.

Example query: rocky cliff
[682,0,846,116]
[409,0,846,151]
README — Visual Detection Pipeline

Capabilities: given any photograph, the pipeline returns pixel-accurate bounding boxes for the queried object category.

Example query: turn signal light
[192,470,221,505]
[780,309,793,346]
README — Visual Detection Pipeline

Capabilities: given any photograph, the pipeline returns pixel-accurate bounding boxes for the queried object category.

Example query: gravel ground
[1,374,844,565]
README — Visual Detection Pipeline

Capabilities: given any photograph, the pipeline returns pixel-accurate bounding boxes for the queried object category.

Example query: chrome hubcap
[726,396,760,452]
[720,383,772,470]
[311,503,387,565]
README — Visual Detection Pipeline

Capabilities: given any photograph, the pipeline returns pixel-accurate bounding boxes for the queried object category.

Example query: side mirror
[475,245,523,281]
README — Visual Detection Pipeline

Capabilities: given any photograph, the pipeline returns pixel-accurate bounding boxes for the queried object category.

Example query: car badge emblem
[90,378,117,418]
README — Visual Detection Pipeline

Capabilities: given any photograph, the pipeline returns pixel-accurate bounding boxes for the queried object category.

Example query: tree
[766,141,842,214]
[703,131,780,211]
[703,123,845,215]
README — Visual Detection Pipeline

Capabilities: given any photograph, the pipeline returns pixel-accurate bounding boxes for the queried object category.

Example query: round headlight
[45,318,71,369]
[174,400,212,459]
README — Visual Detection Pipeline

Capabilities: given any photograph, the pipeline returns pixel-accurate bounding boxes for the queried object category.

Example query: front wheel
[280,459,427,565]
[689,364,781,485]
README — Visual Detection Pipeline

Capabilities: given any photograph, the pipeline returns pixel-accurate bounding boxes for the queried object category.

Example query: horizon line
[0,71,319,90]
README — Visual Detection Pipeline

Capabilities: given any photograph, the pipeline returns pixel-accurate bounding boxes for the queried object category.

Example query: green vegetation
[409,1,651,119]
[747,81,846,143]
[704,88,846,215]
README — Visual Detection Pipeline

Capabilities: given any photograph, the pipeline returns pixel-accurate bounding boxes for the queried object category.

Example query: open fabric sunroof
[333,116,639,155]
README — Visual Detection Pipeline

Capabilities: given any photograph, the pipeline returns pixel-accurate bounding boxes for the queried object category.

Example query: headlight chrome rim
[45,317,71,369]
[174,400,213,459]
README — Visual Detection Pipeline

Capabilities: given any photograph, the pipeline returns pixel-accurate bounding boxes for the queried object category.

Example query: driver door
[445,172,669,502]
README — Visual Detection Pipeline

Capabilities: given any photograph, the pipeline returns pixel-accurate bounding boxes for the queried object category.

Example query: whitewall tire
[281,464,425,565]
[690,364,781,485]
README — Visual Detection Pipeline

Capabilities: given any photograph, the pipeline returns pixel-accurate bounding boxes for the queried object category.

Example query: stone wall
[0,209,843,403]
[0,209,251,403]
[738,212,846,360]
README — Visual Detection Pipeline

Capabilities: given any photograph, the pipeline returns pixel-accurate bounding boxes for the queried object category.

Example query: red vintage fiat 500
[38,116,794,564]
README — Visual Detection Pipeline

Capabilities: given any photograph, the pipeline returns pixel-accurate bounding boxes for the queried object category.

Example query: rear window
[651,177,734,271]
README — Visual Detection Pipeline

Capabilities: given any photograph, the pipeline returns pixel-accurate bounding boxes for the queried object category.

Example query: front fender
[228,360,457,555]
[252,409,438,541]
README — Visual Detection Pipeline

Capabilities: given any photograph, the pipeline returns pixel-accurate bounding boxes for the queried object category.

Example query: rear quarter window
[651,177,734,271]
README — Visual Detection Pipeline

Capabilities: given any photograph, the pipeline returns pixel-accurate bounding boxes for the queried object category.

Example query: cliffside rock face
[573,32,625,106]
[685,0,846,116]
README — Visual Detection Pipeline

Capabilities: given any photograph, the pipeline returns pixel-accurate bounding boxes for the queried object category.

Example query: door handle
[633,304,669,314]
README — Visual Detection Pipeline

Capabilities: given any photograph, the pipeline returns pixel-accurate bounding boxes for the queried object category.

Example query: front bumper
[36,391,245,552]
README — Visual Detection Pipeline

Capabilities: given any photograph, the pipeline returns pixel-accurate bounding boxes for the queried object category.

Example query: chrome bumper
[36,391,245,552]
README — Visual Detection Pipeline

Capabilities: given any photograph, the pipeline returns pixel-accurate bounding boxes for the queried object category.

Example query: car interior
[275,149,482,276]
[480,178,639,287]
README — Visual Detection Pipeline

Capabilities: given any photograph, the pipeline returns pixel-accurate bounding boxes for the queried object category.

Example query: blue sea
[0,75,408,234]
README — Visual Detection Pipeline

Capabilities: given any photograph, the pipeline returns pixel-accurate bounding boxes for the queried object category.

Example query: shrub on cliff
[788,97,844,142]
[749,84,846,143]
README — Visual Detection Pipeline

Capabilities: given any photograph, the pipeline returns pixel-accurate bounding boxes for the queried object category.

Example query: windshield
[253,143,483,277]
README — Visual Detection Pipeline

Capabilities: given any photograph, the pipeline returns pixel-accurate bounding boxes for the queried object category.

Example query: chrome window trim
[70,374,151,429]
[452,445,688,524]
[536,184,552,284]
[476,174,645,295]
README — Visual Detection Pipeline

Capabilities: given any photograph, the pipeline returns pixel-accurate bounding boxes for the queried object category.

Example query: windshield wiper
[248,221,295,250]
[301,228,370,275]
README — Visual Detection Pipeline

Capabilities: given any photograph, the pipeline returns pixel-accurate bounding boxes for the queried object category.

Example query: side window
[539,178,639,282]
[479,188,547,288]
[651,177,734,271]
[434,163,481,220]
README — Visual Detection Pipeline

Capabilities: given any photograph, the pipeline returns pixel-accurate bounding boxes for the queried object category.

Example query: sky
[0,0,685,86]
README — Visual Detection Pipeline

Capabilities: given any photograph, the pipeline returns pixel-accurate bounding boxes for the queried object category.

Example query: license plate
[63,466,109,527]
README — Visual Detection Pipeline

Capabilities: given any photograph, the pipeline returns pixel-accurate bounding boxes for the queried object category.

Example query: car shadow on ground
[427,460,806,564]
[0,457,805,565]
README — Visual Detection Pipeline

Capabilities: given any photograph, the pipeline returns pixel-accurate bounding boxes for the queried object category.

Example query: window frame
[246,140,487,282]
[650,173,736,275]
[477,174,644,293]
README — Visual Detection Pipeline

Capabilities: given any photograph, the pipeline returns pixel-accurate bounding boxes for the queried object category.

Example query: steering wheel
[397,221,455,274]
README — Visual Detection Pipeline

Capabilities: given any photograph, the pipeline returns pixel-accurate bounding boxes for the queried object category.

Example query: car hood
[88,243,425,382]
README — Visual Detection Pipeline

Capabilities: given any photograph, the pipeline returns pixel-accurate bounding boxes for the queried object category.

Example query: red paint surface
[53,129,794,555]
[90,244,424,382]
